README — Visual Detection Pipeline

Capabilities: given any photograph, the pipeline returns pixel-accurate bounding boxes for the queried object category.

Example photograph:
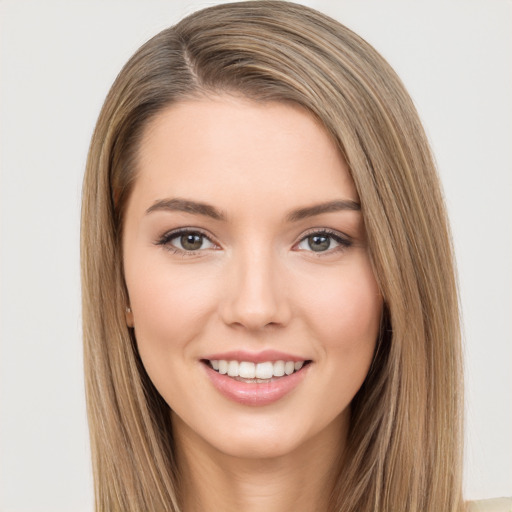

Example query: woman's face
[123,96,382,459]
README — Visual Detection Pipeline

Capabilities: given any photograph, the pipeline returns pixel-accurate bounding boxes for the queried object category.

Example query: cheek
[297,257,382,359]
[283,257,382,432]
[126,260,222,361]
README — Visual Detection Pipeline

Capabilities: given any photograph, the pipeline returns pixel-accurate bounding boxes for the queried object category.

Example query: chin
[172,406,347,462]
[213,429,305,460]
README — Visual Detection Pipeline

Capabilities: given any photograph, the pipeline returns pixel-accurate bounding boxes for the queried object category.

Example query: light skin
[122,96,383,512]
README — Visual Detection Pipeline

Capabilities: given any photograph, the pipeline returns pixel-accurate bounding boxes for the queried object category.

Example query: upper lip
[202,350,310,364]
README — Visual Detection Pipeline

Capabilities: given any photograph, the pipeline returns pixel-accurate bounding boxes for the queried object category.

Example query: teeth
[218,360,228,375]
[255,361,273,379]
[209,359,307,379]
[239,361,256,379]
[273,360,285,377]
[227,360,239,377]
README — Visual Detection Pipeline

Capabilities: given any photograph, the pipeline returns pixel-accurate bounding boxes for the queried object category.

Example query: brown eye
[180,233,204,251]
[296,230,351,254]
[160,230,217,253]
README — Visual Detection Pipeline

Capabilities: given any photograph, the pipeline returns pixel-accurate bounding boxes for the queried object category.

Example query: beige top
[468,498,512,512]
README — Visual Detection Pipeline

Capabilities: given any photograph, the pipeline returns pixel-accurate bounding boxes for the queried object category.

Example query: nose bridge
[221,242,289,330]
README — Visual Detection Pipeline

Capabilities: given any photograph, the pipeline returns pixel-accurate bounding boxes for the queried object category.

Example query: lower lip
[203,363,311,406]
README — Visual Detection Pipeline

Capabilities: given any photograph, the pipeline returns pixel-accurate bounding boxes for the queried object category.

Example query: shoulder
[467,498,512,512]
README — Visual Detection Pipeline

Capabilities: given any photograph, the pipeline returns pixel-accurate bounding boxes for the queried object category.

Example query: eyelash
[155,228,352,256]
[296,228,352,255]
[155,228,218,255]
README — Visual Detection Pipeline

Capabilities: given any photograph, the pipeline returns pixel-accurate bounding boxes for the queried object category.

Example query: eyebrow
[285,199,360,222]
[145,197,360,222]
[146,198,226,220]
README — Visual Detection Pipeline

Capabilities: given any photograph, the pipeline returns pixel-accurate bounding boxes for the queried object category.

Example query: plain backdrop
[1,1,511,510]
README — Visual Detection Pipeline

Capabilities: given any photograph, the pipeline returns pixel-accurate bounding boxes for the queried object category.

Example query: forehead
[133,96,358,213]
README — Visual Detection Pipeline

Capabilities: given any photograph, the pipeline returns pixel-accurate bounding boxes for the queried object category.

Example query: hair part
[81,2,464,510]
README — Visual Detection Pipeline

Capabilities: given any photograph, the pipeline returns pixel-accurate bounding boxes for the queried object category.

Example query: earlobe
[125,306,134,328]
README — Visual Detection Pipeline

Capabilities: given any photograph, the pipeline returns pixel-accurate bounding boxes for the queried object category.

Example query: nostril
[218,265,292,330]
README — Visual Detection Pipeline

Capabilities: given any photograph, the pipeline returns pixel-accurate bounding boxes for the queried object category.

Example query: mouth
[201,356,312,406]
[202,359,312,383]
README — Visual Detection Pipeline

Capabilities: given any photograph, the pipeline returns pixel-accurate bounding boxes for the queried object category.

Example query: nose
[219,247,291,331]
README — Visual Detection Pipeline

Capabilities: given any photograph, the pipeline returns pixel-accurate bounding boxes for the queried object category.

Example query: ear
[125,306,134,328]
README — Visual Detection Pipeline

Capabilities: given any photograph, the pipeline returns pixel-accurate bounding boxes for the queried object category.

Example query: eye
[156,229,217,253]
[296,230,351,253]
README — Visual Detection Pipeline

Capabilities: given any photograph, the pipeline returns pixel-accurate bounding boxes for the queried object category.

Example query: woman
[81,1,467,510]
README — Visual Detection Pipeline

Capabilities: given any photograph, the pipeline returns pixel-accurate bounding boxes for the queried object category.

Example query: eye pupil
[308,235,330,252]
[181,233,203,251]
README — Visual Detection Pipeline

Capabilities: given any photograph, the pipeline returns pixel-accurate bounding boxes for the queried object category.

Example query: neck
[173,413,347,512]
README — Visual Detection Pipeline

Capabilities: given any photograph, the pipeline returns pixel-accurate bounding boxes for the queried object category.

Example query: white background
[1,1,510,510]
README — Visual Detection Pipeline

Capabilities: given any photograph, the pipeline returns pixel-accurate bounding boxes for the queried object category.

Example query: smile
[201,355,312,406]
[207,359,306,381]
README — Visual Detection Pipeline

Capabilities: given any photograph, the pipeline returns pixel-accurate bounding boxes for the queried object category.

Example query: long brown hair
[81,2,464,510]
